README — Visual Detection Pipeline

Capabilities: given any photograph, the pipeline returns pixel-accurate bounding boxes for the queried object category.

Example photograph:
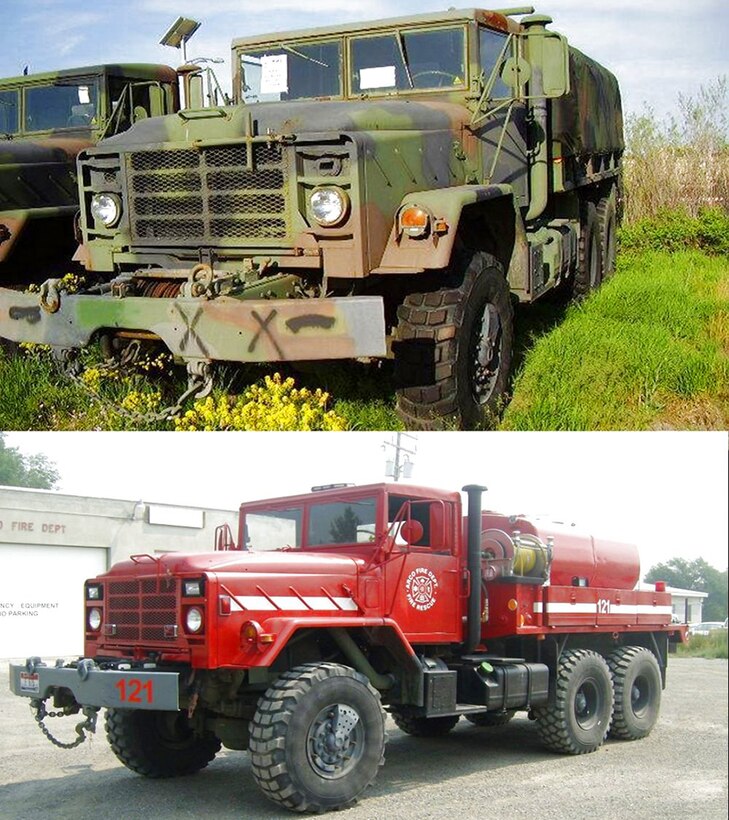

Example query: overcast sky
[1,0,727,122]
[4,431,728,577]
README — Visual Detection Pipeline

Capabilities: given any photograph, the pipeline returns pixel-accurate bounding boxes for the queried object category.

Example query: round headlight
[310,187,349,226]
[88,608,102,631]
[185,606,204,633]
[90,193,121,227]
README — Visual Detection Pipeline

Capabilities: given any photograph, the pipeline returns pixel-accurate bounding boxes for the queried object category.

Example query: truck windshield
[24,80,99,132]
[350,26,466,94]
[240,39,342,103]
[243,496,378,550]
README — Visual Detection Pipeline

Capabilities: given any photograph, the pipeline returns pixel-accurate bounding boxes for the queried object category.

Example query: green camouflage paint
[0,8,624,428]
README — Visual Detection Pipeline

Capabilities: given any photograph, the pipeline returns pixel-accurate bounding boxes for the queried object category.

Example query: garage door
[0,544,107,659]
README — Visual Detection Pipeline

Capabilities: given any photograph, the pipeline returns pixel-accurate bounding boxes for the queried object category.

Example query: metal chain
[31,698,99,749]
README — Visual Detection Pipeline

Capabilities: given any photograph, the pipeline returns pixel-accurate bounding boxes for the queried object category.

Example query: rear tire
[394,251,514,430]
[535,649,613,755]
[465,710,515,727]
[390,706,460,736]
[607,646,661,740]
[105,708,220,777]
[597,192,617,280]
[572,200,603,299]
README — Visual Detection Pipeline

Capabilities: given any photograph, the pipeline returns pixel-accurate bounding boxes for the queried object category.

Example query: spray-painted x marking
[173,302,210,357]
[249,309,284,358]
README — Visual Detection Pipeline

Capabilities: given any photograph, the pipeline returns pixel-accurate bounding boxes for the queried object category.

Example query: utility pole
[383,433,417,482]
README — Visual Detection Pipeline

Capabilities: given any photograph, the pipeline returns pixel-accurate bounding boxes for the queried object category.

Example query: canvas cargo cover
[552,47,624,158]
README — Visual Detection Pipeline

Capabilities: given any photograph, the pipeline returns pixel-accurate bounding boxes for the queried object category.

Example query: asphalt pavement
[0,657,726,819]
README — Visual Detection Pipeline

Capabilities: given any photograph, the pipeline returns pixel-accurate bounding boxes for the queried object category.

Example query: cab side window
[0,89,19,134]
[479,27,510,98]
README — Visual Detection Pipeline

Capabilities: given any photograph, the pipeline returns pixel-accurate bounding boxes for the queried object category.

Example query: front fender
[373,184,514,273]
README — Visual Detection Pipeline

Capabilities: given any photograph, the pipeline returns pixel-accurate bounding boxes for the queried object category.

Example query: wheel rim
[573,678,601,730]
[630,674,651,717]
[306,703,365,780]
[471,302,502,404]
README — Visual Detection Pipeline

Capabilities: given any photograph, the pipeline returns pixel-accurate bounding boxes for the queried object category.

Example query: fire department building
[0,485,236,659]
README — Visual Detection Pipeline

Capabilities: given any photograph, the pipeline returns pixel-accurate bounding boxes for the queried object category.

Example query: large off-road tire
[465,709,516,727]
[249,663,386,813]
[535,649,613,755]
[572,200,603,299]
[105,708,221,778]
[607,646,662,740]
[390,706,460,736]
[597,191,618,281]
[394,251,514,430]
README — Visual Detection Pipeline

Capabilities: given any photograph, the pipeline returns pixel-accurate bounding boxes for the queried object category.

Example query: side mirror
[519,15,570,98]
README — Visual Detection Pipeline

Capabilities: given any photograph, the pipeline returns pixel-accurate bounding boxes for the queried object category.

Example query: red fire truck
[9,483,685,813]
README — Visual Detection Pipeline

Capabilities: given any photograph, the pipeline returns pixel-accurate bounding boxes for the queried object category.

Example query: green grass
[677,630,728,659]
[500,248,729,431]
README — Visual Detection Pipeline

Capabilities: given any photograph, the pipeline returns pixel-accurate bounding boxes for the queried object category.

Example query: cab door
[383,499,463,644]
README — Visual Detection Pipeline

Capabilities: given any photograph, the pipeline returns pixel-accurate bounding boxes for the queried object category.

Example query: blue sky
[1,0,727,122]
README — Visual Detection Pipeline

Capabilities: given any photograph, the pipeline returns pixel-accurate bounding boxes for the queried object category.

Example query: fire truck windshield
[244,497,378,550]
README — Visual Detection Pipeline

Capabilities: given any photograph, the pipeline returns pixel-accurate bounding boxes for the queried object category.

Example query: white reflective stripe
[271,596,309,611]
[224,595,358,612]
[533,603,673,616]
[303,596,337,611]
[333,597,359,611]
[609,604,673,615]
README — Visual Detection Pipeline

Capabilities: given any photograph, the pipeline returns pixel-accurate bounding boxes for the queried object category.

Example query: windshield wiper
[395,29,414,89]
[279,43,329,68]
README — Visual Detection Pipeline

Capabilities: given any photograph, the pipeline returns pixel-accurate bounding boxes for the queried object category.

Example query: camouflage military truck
[0,64,178,282]
[0,8,623,428]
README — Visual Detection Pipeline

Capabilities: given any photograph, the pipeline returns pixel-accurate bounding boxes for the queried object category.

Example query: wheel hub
[306,703,363,779]
[472,303,502,403]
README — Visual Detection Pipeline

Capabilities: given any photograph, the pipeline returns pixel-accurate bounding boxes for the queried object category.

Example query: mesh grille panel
[105,577,180,645]
[127,143,289,244]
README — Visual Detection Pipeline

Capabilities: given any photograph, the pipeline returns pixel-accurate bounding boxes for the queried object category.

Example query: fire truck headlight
[88,608,102,631]
[185,606,204,633]
[310,186,349,226]
[90,193,121,227]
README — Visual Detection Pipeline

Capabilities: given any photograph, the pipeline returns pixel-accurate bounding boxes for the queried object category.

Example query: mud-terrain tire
[535,649,613,755]
[572,200,603,299]
[465,709,516,727]
[597,191,618,281]
[249,662,386,813]
[394,251,513,430]
[390,706,460,736]
[607,646,662,740]
[105,708,221,777]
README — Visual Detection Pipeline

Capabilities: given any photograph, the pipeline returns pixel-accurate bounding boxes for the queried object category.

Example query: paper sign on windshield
[260,54,289,94]
[360,66,396,90]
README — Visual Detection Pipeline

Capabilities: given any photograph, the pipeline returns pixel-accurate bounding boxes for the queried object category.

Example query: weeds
[677,630,728,660]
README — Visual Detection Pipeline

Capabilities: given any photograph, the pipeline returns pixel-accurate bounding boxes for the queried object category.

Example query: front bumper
[9,659,180,711]
[0,288,386,363]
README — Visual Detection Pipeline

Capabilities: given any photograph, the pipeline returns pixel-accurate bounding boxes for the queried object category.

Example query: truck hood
[104,549,363,579]
[0,137,92,166]
[98,98,469,147]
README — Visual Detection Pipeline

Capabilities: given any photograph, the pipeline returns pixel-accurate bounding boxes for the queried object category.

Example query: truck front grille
[126,143,288,245]
[107,578,177,643]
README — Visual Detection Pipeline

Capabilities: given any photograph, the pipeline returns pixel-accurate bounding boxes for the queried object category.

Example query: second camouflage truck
[0,64,179,282]
[0,8,623,428]
[9,483,684,813]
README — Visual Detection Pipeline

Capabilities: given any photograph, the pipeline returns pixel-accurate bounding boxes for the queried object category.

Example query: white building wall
[0,486,237,659]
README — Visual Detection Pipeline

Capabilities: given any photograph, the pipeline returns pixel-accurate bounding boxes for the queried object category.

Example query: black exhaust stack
[462,484,487,653]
